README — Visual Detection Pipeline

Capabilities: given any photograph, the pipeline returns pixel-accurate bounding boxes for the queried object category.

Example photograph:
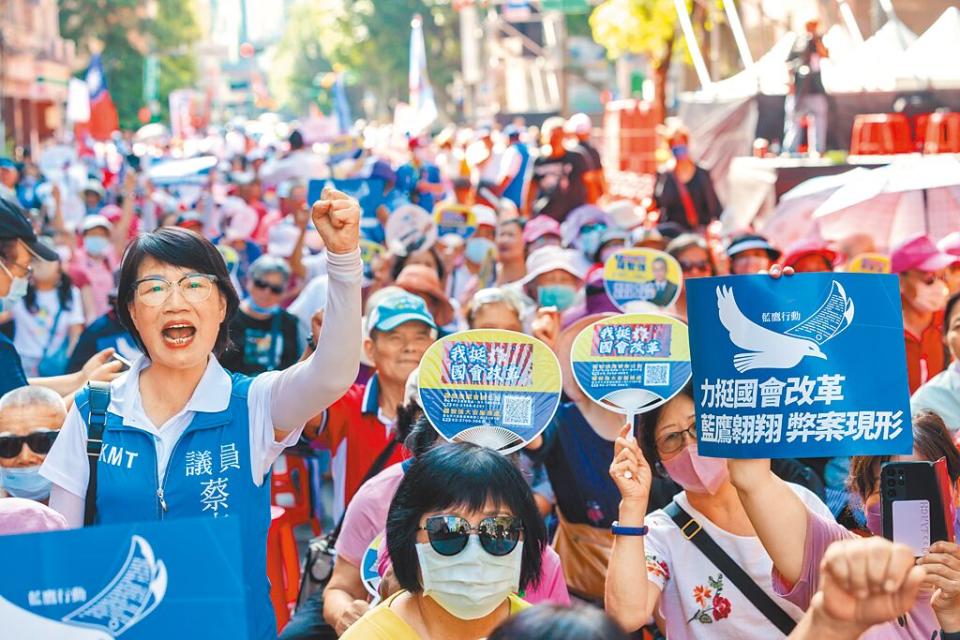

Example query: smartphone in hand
[881,458,955,556]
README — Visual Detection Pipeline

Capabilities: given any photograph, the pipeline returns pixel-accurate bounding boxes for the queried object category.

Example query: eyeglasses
[0,430,58,458]
[679,259,711,273]
[133,273,218,307]
[656,424,698,455]
[252,278,284,295]
[419,514,524,557]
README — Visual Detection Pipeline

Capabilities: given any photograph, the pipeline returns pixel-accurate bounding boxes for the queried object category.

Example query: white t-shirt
[40,355,302,498]
[644,484,833,640]
[12,287,84,359]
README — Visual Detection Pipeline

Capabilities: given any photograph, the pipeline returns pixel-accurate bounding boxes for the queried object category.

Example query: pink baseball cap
[938,232,960,258]
[890,234,960,273]
[523,215,561,245]
[0,497,67,535]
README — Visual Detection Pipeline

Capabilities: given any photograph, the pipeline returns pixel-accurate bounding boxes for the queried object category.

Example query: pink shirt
[772,508,939,639]
[68,249,118,318]
[336,462,571,606]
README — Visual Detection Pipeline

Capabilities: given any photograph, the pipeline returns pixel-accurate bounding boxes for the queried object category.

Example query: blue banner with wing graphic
[686,273,912,459]
[0,517,248,639]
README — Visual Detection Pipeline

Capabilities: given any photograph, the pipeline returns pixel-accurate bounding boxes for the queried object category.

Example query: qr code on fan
[502,395,533,427]
[643,363,670,386]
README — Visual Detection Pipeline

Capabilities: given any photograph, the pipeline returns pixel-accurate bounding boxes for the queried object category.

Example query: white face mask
[911,277,949,314]
[416,537,522,620]
[0,260,28,312]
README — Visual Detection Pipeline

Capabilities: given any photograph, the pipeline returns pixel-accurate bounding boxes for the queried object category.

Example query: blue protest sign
[686,273,912,459]
[0,517,249,638]
[308,177,386,243]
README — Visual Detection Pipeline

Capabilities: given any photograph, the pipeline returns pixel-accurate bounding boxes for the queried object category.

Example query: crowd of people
[1,113,960,640]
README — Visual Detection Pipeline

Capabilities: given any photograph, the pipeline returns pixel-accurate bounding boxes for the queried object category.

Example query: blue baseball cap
[0,158,16,171]
[367,290,436,333]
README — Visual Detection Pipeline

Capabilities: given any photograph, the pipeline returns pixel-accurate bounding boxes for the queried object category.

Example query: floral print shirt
[643,485,833,639]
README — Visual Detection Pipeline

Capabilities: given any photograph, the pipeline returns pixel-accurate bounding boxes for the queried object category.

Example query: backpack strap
[664,501,797,635]
[83,381,112,526]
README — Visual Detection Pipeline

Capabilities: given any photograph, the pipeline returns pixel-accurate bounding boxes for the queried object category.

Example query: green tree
[270,0,337,115]
[311,0,461,121]
[590,0,716,117]
[58,0,200,130]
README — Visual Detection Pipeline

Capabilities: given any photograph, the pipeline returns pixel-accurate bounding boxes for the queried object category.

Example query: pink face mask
[661,446,730,495]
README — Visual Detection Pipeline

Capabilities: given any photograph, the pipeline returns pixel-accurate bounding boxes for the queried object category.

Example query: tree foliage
[58,0,200,129]
[275,0,461,120]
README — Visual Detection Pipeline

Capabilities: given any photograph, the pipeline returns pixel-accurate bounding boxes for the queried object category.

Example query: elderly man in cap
[0,196,120,400]
[82,178,105,216]
[304,290,437,517]
[892,234,960,393]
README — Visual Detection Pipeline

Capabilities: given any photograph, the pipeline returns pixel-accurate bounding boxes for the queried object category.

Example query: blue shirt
[0,332,28,396]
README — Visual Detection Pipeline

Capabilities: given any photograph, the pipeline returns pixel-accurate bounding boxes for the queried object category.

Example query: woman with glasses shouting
[220,255,301,375]
[341,443,548,640]
[40,188,362,640]
[604,384,834,639]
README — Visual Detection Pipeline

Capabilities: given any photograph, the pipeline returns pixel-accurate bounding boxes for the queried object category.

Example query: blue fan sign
[0,517,249,638]
[685,273,912,459]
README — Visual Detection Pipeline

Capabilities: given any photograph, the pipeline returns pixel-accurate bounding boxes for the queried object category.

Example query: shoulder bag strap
[664,501,797,635]
[40,305,66,360]
[83,381,112,526]
[327,436,402,544]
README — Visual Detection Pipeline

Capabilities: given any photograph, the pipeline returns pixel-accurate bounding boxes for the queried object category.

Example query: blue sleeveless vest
[75,374,275,640]
[502,143,531,208]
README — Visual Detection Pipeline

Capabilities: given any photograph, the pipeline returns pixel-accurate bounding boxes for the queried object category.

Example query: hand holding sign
[609,423,654,507]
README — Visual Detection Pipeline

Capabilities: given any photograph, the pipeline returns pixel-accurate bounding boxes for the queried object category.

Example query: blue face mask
[538,284,578,311]
[0,465,52,500]
[465,237,496,265]
[671,144,689,160]
[84,235,110,257]
[579,226,606,262]
[247,299,280,315]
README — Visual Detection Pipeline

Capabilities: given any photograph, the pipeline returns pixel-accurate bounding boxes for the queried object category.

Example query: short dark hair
[403,413,440,458]
[945,292,960,335]
[386,443,546,594]
[489,603,629,640]
[849,410,960,501]
[653,256,667,268]
[641,382,694,476]
[116,228,240,358]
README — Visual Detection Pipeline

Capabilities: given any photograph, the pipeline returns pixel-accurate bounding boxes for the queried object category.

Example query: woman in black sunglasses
[341,443,547,640]
[220,255,302,375]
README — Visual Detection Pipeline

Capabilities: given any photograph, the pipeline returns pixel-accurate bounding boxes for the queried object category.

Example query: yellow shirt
[340,591,530,640]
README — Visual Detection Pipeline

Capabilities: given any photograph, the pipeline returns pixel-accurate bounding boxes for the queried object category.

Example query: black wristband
[942,630,960,640]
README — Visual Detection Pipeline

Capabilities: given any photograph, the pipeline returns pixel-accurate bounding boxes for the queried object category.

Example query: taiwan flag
[77,54,119,141]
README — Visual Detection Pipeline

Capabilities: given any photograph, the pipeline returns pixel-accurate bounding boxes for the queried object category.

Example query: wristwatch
[611,521,648,536]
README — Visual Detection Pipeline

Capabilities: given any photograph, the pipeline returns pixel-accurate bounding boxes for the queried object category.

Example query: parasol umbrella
[812,155,960,251]
[759,168,870,249]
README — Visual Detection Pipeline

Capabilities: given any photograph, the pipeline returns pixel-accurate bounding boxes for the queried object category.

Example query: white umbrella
[759,168,870,249]
[812,156,960,250]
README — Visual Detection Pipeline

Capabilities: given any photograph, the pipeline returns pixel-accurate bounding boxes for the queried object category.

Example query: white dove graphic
[717,281,855,372]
